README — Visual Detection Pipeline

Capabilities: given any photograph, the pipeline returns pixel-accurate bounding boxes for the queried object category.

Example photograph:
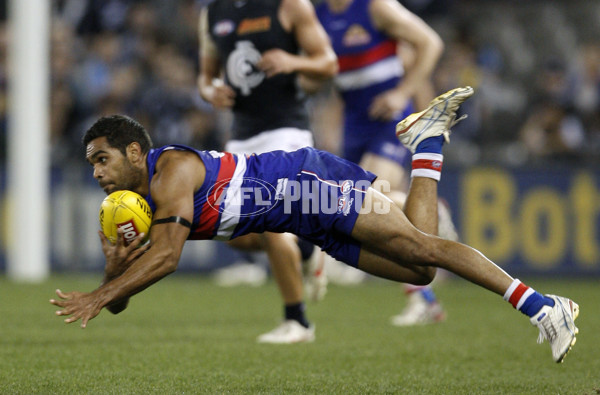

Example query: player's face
[85,136,144,195]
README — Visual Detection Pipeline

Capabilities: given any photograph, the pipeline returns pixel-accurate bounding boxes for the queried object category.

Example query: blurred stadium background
[1,1,599,393]
[0,0,599,280]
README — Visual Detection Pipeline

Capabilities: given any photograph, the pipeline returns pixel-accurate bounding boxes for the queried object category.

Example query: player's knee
[228,234,261,251]
[260,232,297,251]
[395,235,444,269]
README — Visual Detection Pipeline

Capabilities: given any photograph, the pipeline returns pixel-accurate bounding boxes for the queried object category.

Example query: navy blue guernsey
[145,145,376,266]
[207,0,310,139]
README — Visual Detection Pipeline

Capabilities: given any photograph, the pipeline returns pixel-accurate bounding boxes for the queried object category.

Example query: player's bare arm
[97,228,149,314]
[367,0,443,120]
[100,228,149,283]
[259,0,337,78]
[197,8,235,108]
[50,151,205,328]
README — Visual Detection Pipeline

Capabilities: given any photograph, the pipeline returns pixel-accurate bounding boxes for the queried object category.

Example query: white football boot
[213,261,267,287]
[390,291,446,327]
[257,320,315,344]
[396,86,474,153]
[530,295,579,363]
[303,250,328,302]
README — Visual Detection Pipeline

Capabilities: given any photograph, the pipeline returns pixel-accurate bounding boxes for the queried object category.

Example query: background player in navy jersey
[52,87,579,364]
[197,0,338,343]
[312,0,449,325]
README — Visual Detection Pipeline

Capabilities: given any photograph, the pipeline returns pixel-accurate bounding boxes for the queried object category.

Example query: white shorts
[225,128,314,155]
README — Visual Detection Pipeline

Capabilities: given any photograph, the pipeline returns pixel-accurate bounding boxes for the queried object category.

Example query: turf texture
[1,274,598,394]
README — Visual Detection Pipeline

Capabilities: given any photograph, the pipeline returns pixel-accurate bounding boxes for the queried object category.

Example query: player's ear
[126,142,143,164]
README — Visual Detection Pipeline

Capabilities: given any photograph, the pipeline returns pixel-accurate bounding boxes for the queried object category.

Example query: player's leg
[354,174,578,361]
[228,233,314,344]
[360,152,446,326]
[353,188,514,292]
[359,153,408,193]
[225,128,316,344]
[227,233,303,304]
[356,87,578,362]
[256,232,315,343]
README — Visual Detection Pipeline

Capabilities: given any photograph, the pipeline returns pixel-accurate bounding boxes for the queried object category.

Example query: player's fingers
[55,305,76,317]
[81,316,90,329]
[98,231,110,245]
[49,298,65,307]
[368,105,383,120]
[214,95,235,108]
[216,85,235,98]
[263,64,279,77]
[139,242,151,253]
[126,233,145,250]
[64,315,80,324]
[116,227,126,246]
[55,308,68,316]
[378,109,394,121]
[55,289,70,299]
[224,85,236,97]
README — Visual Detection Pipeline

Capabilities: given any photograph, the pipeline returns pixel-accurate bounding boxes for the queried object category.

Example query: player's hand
[100,229,149,279]
[208,78,236,108]
[258,49,295,77]
[368,89,410,121]
[50,289,103,328]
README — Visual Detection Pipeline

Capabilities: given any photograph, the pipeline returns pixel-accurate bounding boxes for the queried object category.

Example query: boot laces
[537,316,558,344]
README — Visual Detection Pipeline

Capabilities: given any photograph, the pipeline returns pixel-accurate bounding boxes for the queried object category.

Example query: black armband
[152,216,192,229]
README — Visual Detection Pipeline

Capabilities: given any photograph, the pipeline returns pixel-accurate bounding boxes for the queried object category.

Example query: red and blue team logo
[214,20,235,36]
[340,180,354,195]
[337,195,354,216]
[432,160,442,169]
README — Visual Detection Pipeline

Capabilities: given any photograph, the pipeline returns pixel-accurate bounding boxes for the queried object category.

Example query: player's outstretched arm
[50,151,202,328]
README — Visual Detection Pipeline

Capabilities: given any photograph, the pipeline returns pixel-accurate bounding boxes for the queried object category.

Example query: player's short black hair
[83,115,153,156]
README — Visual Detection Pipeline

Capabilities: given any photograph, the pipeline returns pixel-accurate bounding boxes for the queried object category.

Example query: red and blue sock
[503,279,555,317]
[412,135,445,181]
[405,285,438,304]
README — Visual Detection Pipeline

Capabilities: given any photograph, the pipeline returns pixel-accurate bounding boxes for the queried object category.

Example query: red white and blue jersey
[316,0,412,167]
[145,145,246,240]
[316,0,404,116]
[144,145,377,267]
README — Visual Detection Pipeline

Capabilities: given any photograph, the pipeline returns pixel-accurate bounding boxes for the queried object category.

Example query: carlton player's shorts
[232,147,377,267]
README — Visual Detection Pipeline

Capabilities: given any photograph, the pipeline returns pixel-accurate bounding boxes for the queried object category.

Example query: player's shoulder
[153,146,204,172]
[280,0,318,20]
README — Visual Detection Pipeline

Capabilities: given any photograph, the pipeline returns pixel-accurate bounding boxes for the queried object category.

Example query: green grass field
[1,274,598,394]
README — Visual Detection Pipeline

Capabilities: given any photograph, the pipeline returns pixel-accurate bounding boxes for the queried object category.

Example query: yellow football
[99,190,153,245]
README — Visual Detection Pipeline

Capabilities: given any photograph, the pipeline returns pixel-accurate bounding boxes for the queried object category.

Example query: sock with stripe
[503,279,555,318]
[418,287,438,304]
[405,285,438,304]
[412,135,445,181]
[285,302,310,328]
